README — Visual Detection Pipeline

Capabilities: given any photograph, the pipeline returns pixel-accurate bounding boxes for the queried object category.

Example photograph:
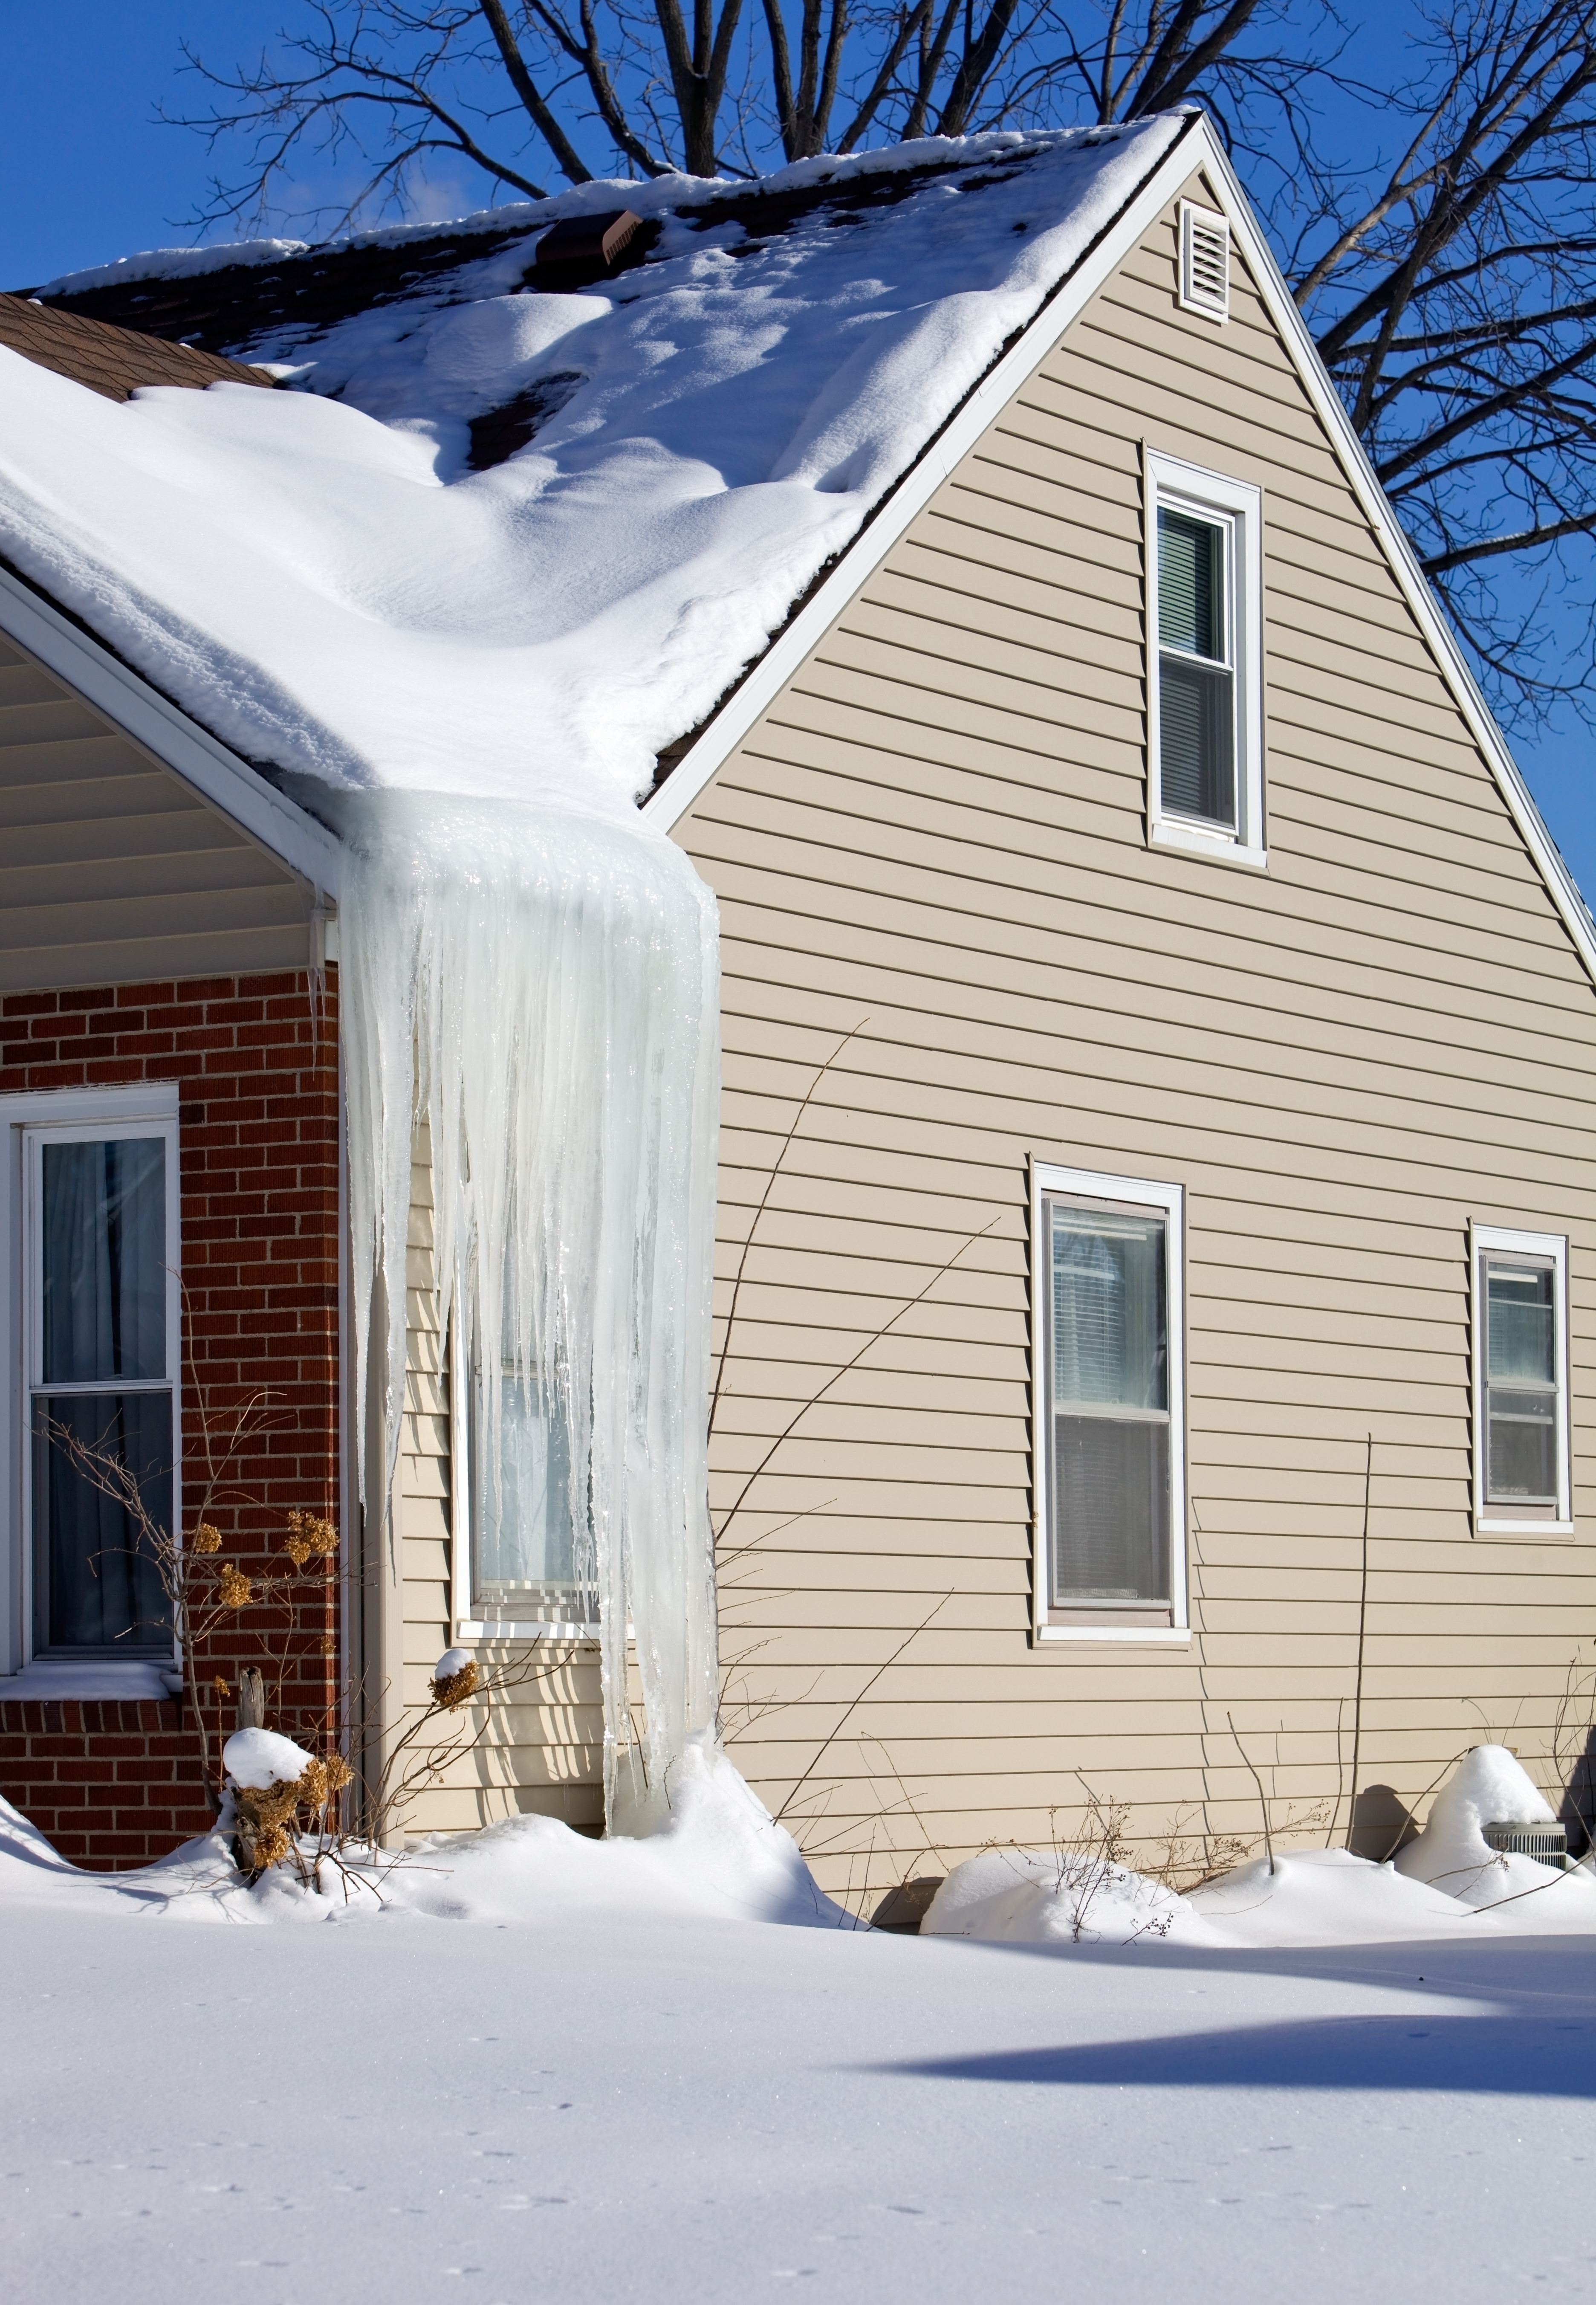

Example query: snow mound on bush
[922,1847,1229,1947]
[1186,1847,1490,1945]
[222,1727,315,1789]
[0,1734,856,1930]
[1394,1744,1596,1929]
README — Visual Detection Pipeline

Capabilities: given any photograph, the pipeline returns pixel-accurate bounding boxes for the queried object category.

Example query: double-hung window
[1033,1163,1187,1638]
[457,1299,596,1639]
[1145,450,1264,868]
[5,1095,180,1666]
[1472,1223,1572,1532]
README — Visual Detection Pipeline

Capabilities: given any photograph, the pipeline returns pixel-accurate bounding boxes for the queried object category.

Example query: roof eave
[0,561,344,901]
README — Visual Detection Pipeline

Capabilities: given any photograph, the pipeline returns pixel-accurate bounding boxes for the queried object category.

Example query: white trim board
[0,563,344,902]
[642,114,1596,997]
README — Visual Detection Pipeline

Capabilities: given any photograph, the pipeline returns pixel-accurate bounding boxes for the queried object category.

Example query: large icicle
[338,793,720,1820]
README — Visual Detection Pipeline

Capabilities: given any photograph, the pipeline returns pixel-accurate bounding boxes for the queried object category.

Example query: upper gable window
[1145,449,1266,870]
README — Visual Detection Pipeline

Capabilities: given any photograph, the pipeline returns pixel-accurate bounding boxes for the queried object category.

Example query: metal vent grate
[1483,1819,1568,1868]
[1180,202,1230,322]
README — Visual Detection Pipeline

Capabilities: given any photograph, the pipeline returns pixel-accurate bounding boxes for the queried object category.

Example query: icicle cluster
[338,793,720,1820]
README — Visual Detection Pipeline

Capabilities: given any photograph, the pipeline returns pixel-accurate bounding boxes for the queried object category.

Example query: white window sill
[455,1619,600,1644]
[1474,1519,1576,1540]
[1035,1625,1191,1645]
[0,1661,183,1700]
[1150,818,1267,871]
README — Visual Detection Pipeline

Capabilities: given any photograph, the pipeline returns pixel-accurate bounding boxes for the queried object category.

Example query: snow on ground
[1,1743,1593,2300]
[0,121,1184,813]
[1,1850,1590,2301]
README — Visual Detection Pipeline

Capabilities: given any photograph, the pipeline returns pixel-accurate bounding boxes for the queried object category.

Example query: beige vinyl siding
[674,170,1596,1902]
[0,631,315,987]
[396,1136,604,1837]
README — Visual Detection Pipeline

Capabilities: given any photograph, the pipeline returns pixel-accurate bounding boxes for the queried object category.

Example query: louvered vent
[1180,202,1230,322]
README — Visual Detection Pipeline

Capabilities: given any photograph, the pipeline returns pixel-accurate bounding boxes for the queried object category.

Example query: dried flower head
[431,1658,480,1711]
[323,1753,353,1794]
[288,1509,338,1560]
[320,1633,336,1658]
[296,1757,329,1809]
[211,1675,230,1697]
[217,1563,252,1609]
[252,1824,292,1869]
[193,1523,222,1555]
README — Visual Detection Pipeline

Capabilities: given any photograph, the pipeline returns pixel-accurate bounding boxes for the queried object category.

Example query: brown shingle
[0,293,275,403]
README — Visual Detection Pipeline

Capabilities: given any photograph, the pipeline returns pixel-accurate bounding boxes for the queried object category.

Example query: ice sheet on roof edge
[338,791,721,1830]
[0,117,1182,1832]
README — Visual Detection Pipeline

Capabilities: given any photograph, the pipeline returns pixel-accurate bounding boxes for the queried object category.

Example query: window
[1145,450,1265,869]
[1032,1162,1187,1639]
[2,1092,180,1670]
[1472,1223,1572,1532]
[1179,201,1230,322]
[457,1306,596,1639]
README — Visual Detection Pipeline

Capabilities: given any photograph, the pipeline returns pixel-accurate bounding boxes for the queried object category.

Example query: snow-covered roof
[0,119,1189,819]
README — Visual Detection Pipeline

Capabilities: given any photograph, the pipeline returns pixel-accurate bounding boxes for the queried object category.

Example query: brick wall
[0,968,341,1870]
[0,1698,212,1867]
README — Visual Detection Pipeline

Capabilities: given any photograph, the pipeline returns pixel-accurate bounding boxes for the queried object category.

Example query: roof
[0,119,1189,818]
[0,292,271,402]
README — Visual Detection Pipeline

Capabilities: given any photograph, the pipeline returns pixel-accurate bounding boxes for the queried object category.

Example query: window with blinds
[1145,452,1264,865]
[1157,505,1235,830]
[1041,1184,1182,1626]
[1472,1224,1570,1529]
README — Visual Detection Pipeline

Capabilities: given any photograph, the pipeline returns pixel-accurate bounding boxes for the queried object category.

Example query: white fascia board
[0,563,344,901]
[1188,130,1596,991]
[643,113,1206,836]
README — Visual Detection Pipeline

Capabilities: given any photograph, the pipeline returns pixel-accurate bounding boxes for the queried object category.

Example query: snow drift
[1,121,1186,808]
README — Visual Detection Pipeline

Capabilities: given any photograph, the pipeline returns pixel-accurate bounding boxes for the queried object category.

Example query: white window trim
[1145,449,1266,872]
[1031,1160,1190,1645]
[0,1084,182,1680]
[1471,1221,1574,1536]
[1178,200,1231,323]
[445,1296,601,1648]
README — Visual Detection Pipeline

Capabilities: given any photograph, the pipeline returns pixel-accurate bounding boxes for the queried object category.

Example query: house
[2,110,1592,1896]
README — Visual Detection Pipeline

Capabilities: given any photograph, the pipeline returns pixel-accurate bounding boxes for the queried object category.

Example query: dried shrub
[431,1659,480,1711]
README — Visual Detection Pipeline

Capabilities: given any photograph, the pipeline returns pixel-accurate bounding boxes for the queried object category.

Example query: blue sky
[3,3,1593,905]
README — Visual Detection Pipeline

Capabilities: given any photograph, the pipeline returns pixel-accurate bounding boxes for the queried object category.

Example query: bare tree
[165,0,1596,717]
[168,0,1329,217]
[1281,0,1596,717]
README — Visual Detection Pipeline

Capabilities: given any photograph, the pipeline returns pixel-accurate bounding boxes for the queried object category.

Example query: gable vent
[1180,202,1230,322]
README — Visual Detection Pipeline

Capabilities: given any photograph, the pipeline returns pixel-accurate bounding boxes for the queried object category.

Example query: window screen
[1482,1254,1558,1506]
[1157,506,1235,831]
[1045,1199,1171,1609]
[30,1135,173,1655]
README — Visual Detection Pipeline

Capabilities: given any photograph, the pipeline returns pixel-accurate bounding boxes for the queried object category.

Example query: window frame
[447,1305,599,1645]
[1,1084,182,1678]
[1145,448,1266,872]
[1471,1220,1573,1536]
[1030,1159,1190,1645]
